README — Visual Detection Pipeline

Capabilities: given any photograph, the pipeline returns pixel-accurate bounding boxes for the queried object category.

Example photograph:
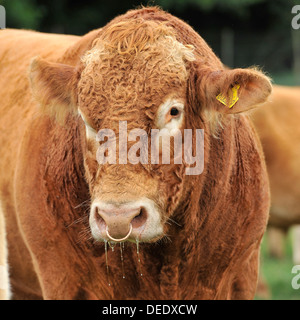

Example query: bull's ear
[198,67,272,114]
[29,57,79,123]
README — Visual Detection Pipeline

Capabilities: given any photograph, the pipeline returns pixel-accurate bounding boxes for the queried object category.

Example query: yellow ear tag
[216,84,240,109]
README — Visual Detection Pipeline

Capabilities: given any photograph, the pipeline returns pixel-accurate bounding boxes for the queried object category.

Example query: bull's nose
[91,203,148,242]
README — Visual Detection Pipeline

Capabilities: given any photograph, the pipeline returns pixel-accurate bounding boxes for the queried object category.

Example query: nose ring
[105,224,133,242]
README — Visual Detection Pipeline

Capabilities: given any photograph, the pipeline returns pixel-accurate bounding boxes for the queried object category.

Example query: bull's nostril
[132,207,148,229]
[95,207,106,227]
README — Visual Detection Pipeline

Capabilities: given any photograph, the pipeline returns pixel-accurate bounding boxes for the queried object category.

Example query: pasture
[258,228,300,300]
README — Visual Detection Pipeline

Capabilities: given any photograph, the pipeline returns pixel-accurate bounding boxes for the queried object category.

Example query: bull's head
[29,18,271,244]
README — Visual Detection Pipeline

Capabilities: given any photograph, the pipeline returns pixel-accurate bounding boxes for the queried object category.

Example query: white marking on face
[156,98,184,133]
[153,99,185,158]
[78,109,97,140]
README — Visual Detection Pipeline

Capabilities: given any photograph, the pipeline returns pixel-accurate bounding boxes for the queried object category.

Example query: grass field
[256,228,300,300]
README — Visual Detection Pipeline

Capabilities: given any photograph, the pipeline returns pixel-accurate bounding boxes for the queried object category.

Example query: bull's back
[0,29,79,192]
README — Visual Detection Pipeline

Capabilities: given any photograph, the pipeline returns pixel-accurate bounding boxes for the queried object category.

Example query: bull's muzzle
[96,205,147,241]
[89,199,163,242]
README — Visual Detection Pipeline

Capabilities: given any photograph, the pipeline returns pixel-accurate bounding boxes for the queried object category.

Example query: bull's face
[30,18,272,244]
[77,21,196,243]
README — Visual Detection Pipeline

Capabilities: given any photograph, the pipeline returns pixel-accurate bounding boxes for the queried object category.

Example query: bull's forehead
[78,20,195,129]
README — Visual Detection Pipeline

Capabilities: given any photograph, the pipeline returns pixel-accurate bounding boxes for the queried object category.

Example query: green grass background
[257,228,300,300]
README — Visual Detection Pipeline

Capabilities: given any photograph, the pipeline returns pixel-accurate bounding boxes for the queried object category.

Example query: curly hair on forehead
[82,18,195,64]
[95,18,175,55]
[77,18,196,129]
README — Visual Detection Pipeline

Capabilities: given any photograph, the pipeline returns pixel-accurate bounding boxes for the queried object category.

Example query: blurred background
[1,0,300,85]
[0,0,299,300]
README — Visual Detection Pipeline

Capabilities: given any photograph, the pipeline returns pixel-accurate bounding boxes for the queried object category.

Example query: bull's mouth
[89,199,163,243]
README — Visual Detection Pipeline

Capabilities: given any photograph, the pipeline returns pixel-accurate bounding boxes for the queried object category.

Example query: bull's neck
[145,118,237,299]
[43,115,90,226]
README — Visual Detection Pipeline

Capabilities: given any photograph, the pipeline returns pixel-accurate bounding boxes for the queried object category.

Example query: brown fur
[0,7,271,299]
[252,85,300,229]
[251,85,300,263]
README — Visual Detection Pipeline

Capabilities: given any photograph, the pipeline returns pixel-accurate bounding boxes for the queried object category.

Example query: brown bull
[0,7,271,300]
[252,85,300,263]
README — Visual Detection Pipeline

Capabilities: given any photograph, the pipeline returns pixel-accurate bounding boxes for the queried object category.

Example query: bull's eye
[170,107,180,116]
[156,98,184,130]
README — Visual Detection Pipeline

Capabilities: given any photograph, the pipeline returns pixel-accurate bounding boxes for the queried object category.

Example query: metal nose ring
[105,224,133,242]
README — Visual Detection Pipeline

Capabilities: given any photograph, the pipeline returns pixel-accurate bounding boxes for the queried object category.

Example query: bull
[0,7,271,299]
